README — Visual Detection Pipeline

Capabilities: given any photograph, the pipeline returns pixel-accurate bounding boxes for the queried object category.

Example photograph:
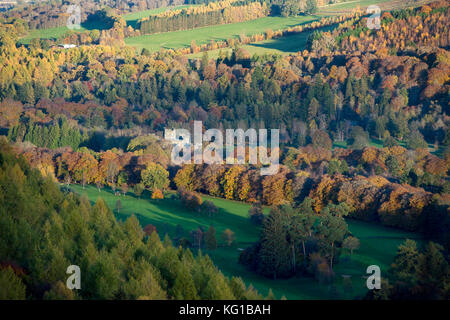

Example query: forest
[0,0,448,301]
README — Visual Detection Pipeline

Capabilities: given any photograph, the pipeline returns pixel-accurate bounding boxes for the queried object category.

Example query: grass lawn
[332,138,438,154]
[69,183,422,300]
[188,24,338,58]
[124,15,319,53]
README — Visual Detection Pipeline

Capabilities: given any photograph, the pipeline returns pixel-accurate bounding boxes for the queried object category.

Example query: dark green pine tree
[48,123,60,149]
[204,226,217,251]
[258,206,292,279]
[171,264,199,300]
[345,77,353,100]
[390,239,419,285]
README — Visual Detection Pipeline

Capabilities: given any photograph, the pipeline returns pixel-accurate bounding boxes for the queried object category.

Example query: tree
[151,189,164,199]
[386,155,402,177]
[317,213,348,270]
[204,226,217,251]
[348,126,369,150]
[178,189,203,212]
[342,236,360,255]
[120,183,128,196]
[405,130,428,150]
[190,228,204,249]
[416,242,449,299]
[43,281,75,300]
[115,199,122,213]
[221,166,243,200]
[221,229,235,247]
[174,164,198,191]
[133,183,144,199]
[258,206,292,279]
[327,159,342,175]
[0,267,26,300]
[383,136,398,148]
[201,200,218,217]
[248,202,264,225]
[294,199,316,257]
[280,0,301,16]
[141,162,169,191]
[391,239,419,285]
[172,265,199,300]
[311,130,332,150]
[106,160,119,186]
[305,0,318,15]
[143,224,157,237]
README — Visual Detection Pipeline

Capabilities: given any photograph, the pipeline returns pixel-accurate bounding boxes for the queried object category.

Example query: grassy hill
[69,184,423,300]
[125,15,319,53]
[187,24,337,58]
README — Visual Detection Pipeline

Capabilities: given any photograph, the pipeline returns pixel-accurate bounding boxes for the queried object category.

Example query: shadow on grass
[247,23,336,53]
[125,20,139,30]
[71,184,260,242]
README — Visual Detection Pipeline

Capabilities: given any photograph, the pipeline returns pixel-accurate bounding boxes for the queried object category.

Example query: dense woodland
[0,6,447,144]
[0,0,448,300]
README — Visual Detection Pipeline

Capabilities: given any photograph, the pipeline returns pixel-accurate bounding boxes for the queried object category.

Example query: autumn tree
[141,162,169,191]
[204,226,218,251]
[221,229,235,247]
[342,236,360,255]
[133,183,144,199]
[316,212,348,271]
[116,199,122,213]
[248,202,264,225]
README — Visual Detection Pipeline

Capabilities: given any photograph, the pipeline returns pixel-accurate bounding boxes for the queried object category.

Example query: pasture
[69,184,422,300]
[187,24,336,58]
[18,26,86,45]
[124,15,319,53]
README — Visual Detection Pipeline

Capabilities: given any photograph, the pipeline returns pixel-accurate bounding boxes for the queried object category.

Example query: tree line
[138,0,269,34]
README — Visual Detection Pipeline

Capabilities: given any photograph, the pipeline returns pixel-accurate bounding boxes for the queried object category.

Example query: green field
[332,138,439,154]
[69,184,422,300]
[123,5,197,29]
[18,26,86,45]
[188,24,336,58]
[125,15,319,53]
